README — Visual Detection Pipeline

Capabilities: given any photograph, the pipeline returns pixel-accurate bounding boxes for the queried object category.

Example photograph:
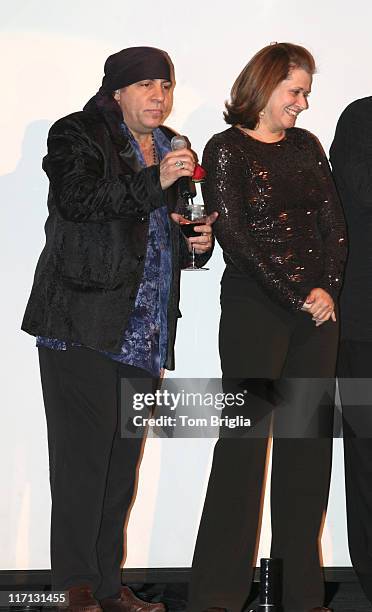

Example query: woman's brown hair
[224,42,316,129]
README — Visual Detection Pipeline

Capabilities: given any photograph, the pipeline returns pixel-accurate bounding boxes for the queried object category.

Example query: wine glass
[179,200,209,271]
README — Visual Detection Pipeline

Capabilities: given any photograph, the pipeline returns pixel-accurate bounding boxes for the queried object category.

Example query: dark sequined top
[202,126,347,310]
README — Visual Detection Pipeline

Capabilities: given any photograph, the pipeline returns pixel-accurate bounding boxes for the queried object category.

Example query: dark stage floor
[0,582,370,612]
[138,582,372,611]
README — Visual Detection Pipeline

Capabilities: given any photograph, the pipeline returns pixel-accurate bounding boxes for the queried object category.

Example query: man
[22,46,215,612]
[330,97,372,604]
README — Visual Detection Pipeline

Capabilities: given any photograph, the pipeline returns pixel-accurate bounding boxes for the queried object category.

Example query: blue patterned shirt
[37,124,172,376]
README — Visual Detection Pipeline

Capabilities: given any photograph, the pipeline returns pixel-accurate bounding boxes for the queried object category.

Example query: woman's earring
[259,109,265,118]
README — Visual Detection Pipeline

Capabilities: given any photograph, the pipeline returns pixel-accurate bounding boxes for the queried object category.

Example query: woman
[188,43,346,612]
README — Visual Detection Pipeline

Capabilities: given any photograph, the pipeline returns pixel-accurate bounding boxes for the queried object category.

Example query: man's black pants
[338,339,372,605]
[38,346,153,599]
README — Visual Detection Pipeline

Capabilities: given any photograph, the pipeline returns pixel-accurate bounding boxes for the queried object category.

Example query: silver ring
[175,160,184,168]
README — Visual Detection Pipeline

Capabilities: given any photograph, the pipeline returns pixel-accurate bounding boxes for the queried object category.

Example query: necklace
[151,132,158,165]
[138,132,158,167]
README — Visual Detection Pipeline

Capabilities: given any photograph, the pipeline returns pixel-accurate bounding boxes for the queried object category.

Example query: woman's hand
[301,288,336,326]
[159,150,195,189]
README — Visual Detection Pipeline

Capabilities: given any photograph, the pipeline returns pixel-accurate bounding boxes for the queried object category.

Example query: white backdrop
[2,0,372,571]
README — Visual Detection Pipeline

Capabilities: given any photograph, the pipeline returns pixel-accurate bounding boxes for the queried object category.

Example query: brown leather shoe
[100,586,165,612]
[65,586,102,612]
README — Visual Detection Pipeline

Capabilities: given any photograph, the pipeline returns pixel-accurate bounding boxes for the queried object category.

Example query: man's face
[114,79,173,138]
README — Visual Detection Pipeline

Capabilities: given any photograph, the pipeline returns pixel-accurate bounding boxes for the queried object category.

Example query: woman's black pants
[38,346,153,599]
[188,277,338,612]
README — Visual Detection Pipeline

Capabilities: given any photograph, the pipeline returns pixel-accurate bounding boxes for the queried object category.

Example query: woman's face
[260,67,312,134]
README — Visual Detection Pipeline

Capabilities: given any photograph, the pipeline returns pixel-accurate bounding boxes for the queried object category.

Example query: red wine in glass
[179,218,205,238]
[179,201,209,271]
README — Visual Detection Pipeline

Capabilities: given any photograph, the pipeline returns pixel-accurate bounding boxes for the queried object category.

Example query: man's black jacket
[22,95,211,369]
[330,96,372,341]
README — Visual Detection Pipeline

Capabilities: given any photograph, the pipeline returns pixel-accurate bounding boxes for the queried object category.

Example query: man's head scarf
[100,46,172,92]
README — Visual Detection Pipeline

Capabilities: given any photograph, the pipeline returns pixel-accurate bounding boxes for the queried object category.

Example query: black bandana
[101,46,172,92]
